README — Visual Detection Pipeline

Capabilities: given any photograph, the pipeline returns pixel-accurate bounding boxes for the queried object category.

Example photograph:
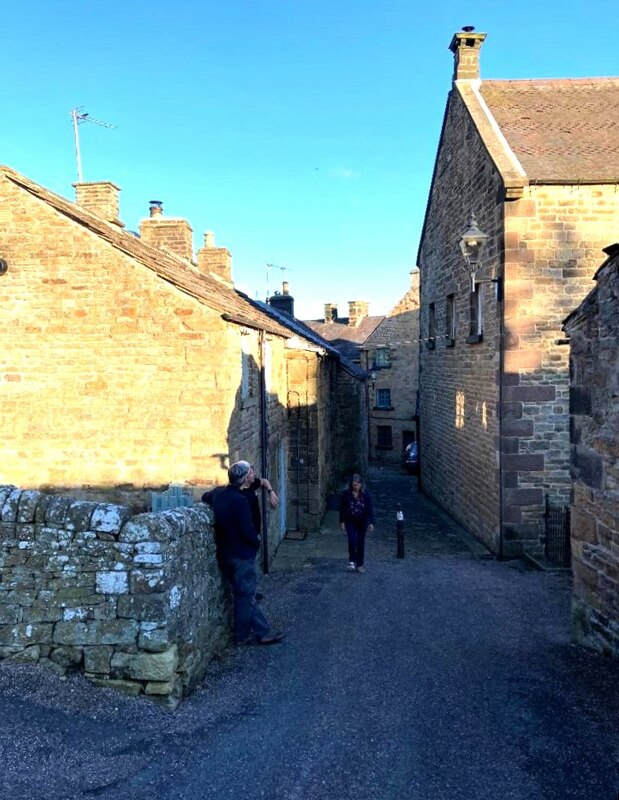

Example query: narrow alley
[0,467,617,800]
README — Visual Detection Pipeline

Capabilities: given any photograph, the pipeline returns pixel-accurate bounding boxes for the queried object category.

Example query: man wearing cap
[210,460,285,646]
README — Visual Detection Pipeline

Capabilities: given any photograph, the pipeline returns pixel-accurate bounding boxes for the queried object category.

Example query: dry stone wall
[0,485,228,707]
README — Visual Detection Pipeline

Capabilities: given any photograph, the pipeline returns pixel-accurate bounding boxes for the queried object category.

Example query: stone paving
[272,464,490,572]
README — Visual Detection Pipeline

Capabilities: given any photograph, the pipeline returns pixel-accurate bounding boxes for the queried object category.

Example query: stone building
[359,269,420,463]
[0,166,365,560]
[305,300,384,365]
[564,244,619,656]
[417,29,619,557]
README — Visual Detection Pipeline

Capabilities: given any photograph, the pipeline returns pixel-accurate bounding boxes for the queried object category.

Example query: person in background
[208,461,285,645]
[339,473,374,573]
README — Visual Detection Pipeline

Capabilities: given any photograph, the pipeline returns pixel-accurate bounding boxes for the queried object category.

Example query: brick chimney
[139,201,193,261]
[74,181,124,227]
[449,27,487,82]
[324,303,338,323]
[196,231,232,284]
[269,281,295,317]
[348,300,369,327]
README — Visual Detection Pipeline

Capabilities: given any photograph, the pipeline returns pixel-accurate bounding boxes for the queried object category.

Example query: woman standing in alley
[339,473,374,573]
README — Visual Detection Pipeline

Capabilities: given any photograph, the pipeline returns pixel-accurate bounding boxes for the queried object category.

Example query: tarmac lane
[0,466,618,800]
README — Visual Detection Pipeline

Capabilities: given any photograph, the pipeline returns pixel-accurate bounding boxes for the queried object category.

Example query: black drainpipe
[259,329,269,573]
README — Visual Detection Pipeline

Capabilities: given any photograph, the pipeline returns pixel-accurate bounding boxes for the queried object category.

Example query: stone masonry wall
[365,276,420,464]
[502,185,619,555]
[0,485,228,707]
[0,175,246,496]
[418,90,503,553]
[565,250,619,655]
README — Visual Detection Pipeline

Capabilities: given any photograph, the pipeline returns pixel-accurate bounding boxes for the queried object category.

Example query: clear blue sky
[3,1,617,319]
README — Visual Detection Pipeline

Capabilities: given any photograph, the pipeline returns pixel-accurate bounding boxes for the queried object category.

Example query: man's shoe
[347,562,356,571]
[356,566,366,573]
[256,632,286,645]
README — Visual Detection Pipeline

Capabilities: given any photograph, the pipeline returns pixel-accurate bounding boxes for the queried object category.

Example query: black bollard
[396,503,405,559]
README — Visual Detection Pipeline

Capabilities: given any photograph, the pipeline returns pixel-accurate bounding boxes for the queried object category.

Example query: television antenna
[70,107,116,183]
[266,262,293,302]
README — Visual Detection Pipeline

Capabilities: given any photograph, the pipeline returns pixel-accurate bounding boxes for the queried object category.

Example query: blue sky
[3,1,617,319]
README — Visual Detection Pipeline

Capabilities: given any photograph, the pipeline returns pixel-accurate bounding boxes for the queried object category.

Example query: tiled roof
[304,317,385,361]
[1,166,292,340]
[246,301,365,378]
[480,78,619,183]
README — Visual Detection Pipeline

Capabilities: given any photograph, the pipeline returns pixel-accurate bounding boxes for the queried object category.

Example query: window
[428,302,436,348]
[374,347,391,368]
[467,284,483,343]
[376,388,392,409]
[376,425,393,449]
[445,294,455,345]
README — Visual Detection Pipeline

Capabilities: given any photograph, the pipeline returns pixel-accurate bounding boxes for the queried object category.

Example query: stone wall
[364,271,420,464]
[0,173,246,495]
[419,87,619,557]
[0,485,228,707]
[502,184,619,554]
[564,247,619,655]
[418,90,503,553]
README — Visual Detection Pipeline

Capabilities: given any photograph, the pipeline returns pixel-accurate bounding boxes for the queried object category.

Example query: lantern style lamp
[459,214,502,299]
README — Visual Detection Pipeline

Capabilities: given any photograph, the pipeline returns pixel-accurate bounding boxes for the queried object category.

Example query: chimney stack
[324,303,338,323]
[139,201,193,262]
[449,27,487,82]
[269,282,295,317]
[196,230,232,284]
[348,300,369,327]
[74,181,124,227]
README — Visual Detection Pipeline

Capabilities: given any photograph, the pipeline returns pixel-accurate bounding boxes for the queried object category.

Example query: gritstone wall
[0,485,229,707]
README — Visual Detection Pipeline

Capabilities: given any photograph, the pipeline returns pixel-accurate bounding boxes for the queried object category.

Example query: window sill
[466,333,483,344]
[373,406,394,411]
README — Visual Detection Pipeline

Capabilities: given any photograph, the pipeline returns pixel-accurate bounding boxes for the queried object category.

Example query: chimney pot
[269,284,295,317]
[149,200,163,217]
[196,231,233,283]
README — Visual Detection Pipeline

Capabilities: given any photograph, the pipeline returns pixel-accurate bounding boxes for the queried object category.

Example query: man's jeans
[222,557,270,643]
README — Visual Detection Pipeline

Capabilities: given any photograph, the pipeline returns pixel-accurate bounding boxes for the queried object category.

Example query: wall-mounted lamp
[0,259,7,276]
[459,214,502,300]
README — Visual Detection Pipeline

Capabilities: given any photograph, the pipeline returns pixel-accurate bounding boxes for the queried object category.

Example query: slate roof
[304,316,385,361]
[244,301,365,378]
[480,78,619,183]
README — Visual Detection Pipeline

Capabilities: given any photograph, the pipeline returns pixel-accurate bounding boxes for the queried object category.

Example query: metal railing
[544,497,571,568]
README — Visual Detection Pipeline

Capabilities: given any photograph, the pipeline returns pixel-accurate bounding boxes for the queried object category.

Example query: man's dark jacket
[207,485,260,561]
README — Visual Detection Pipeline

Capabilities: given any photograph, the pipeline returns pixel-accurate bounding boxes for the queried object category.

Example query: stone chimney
[324,303,338,323]
[449,27,487,82]
[139,201,193,261]
[196,231,232,284]
[348,300,369,327]
[269,281,295,317]
[74,181,123,227]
